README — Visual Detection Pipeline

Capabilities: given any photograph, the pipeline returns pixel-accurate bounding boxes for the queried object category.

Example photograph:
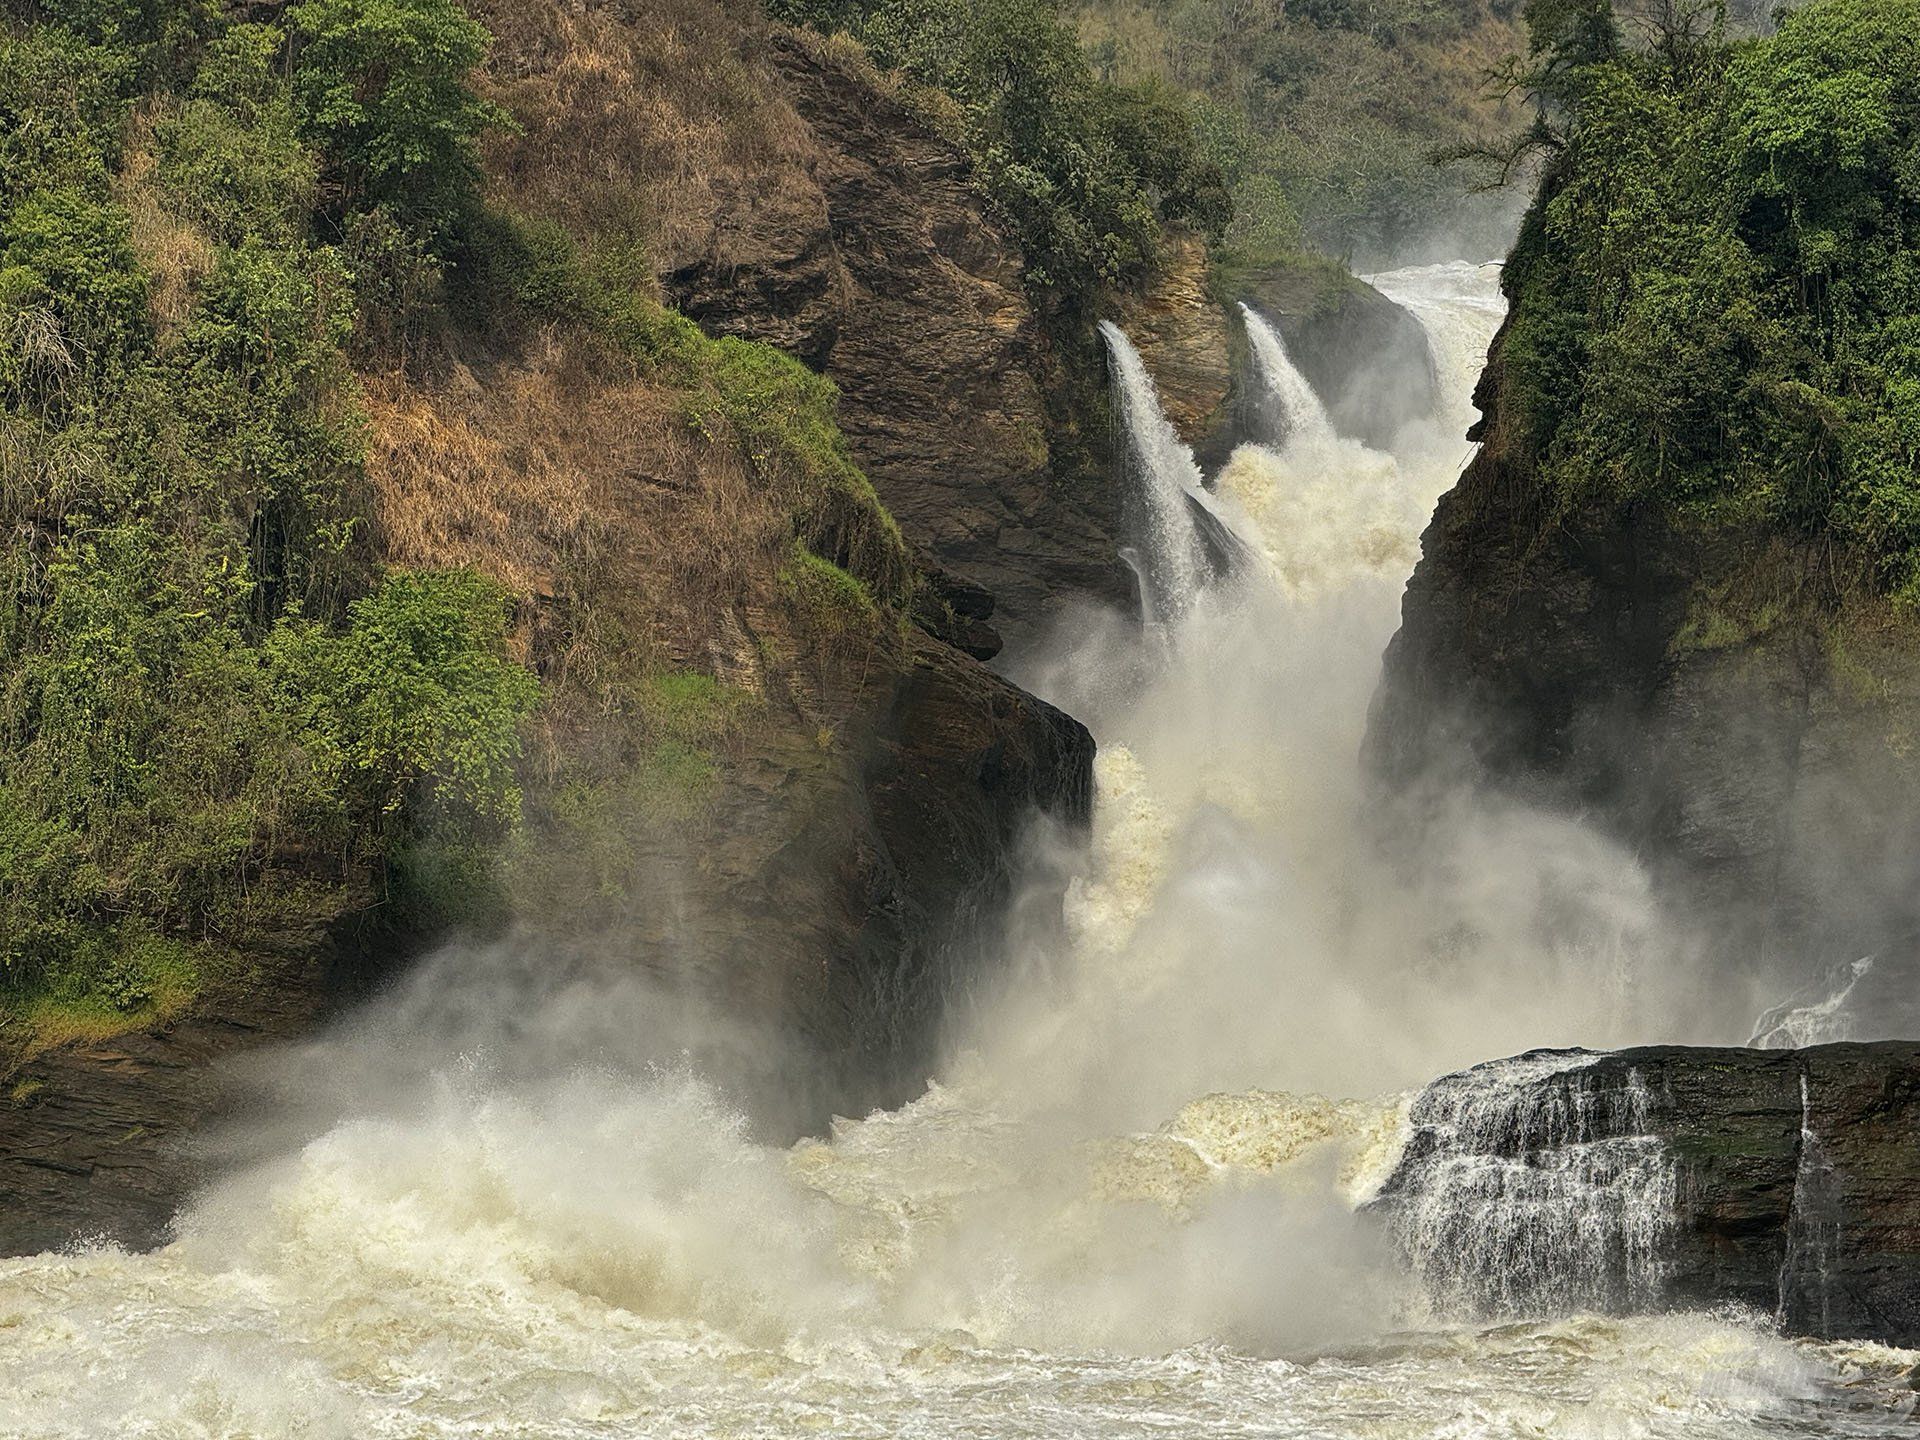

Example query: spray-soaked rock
[1375,1042,1920,1344]
[1368,304,1920,1001]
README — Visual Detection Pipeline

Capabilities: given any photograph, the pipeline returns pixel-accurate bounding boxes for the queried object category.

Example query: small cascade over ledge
[1239,303,1335,450]
[1098,319,1212,623]
[1378,1050,1678,1320]
[1097,319,1258,623]
[1372,1041,1920,1345]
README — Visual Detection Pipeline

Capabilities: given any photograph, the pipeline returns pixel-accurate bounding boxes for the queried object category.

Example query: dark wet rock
[1375,1042,1920,1344]
[913,560,1004,661]
[660,40,1442,641]
[1367,312,1920,988]
[659,32,1117,639]
[0,954,335,1254]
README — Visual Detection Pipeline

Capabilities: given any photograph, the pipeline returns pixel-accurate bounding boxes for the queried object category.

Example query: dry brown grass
[364,0,909,780]
[113,106,215,343]
[361,323,872,716]
[473,0,819,266]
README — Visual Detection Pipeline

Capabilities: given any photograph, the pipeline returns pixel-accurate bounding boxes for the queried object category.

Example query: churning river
[4,263,1915,1438]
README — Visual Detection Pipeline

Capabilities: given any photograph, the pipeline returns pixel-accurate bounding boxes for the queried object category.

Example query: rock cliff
[1369,310,1920,993]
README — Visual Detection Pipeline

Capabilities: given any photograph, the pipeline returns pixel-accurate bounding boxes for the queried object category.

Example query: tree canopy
[1497,0,1920,599]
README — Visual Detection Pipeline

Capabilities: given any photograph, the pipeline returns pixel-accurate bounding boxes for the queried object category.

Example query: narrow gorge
[4,0,1920,1435]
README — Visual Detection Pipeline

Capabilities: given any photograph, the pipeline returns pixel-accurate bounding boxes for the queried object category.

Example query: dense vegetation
[1495,0,1920,600]
[0,0,544,1029]
[768,0,1231,299]
[1070,0,1530,264]
[0,0,908,1038]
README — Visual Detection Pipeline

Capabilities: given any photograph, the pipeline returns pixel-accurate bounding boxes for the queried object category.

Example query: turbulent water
[5,262,1916,1438]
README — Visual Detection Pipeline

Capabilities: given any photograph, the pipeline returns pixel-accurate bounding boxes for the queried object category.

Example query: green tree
[287,0,509,237]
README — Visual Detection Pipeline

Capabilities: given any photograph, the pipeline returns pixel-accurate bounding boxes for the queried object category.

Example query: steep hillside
[0,0,1094,1247]
[1370,0,1920,987]
[0,0,1449,1249]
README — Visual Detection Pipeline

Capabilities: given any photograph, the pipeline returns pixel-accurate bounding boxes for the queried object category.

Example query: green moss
[637,670,757,747]
[1824,621,1892,705]
[1671,596,1784,656]
[2,929,201,1053]
[780,541,880,629]
[509,742,720,916]
[1207,245,1356,315]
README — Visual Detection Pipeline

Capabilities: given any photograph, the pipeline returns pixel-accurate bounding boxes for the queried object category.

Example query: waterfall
[1778,1072,1840,1335]
[1098,320,1212,623]
[1385,1053,1678,1319]
[1239,304,1334,449]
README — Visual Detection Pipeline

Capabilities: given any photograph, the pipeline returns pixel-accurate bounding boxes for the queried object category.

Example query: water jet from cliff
[1099,319,1245,622]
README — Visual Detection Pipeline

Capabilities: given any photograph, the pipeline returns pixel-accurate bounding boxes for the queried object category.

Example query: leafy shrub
[328,569,538,829]
[0,187,148,401]
[0,1,542,1019]
[157,26,318,244]
[0,25,134,195]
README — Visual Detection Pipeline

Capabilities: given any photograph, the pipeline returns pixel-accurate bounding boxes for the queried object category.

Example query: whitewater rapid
[3,262,1913,1438]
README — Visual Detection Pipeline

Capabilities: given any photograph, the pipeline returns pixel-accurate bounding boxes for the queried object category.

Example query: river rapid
[4,263,1916,1439]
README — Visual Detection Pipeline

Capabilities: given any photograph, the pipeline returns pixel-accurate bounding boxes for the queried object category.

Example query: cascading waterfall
[1239,304,1334,449]
[1385,1053,1678,1319]
[2,262,1902,1439]
[1098,319,1214,622]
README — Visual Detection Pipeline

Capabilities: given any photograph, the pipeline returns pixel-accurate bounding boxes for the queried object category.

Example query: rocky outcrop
[617,18,1437,635]
[651,31,1124,636]
[1368,316,1920,987]
[1375,1043,1920,1343]
[0,947,362,1255]
[1110,232,1233,459]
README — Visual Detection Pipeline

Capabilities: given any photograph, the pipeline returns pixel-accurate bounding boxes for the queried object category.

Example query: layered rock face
[1369,319,1920,988]
[1376,1043,1920,1344]
[657,34,1117,633]
[0,0,1435,1253]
